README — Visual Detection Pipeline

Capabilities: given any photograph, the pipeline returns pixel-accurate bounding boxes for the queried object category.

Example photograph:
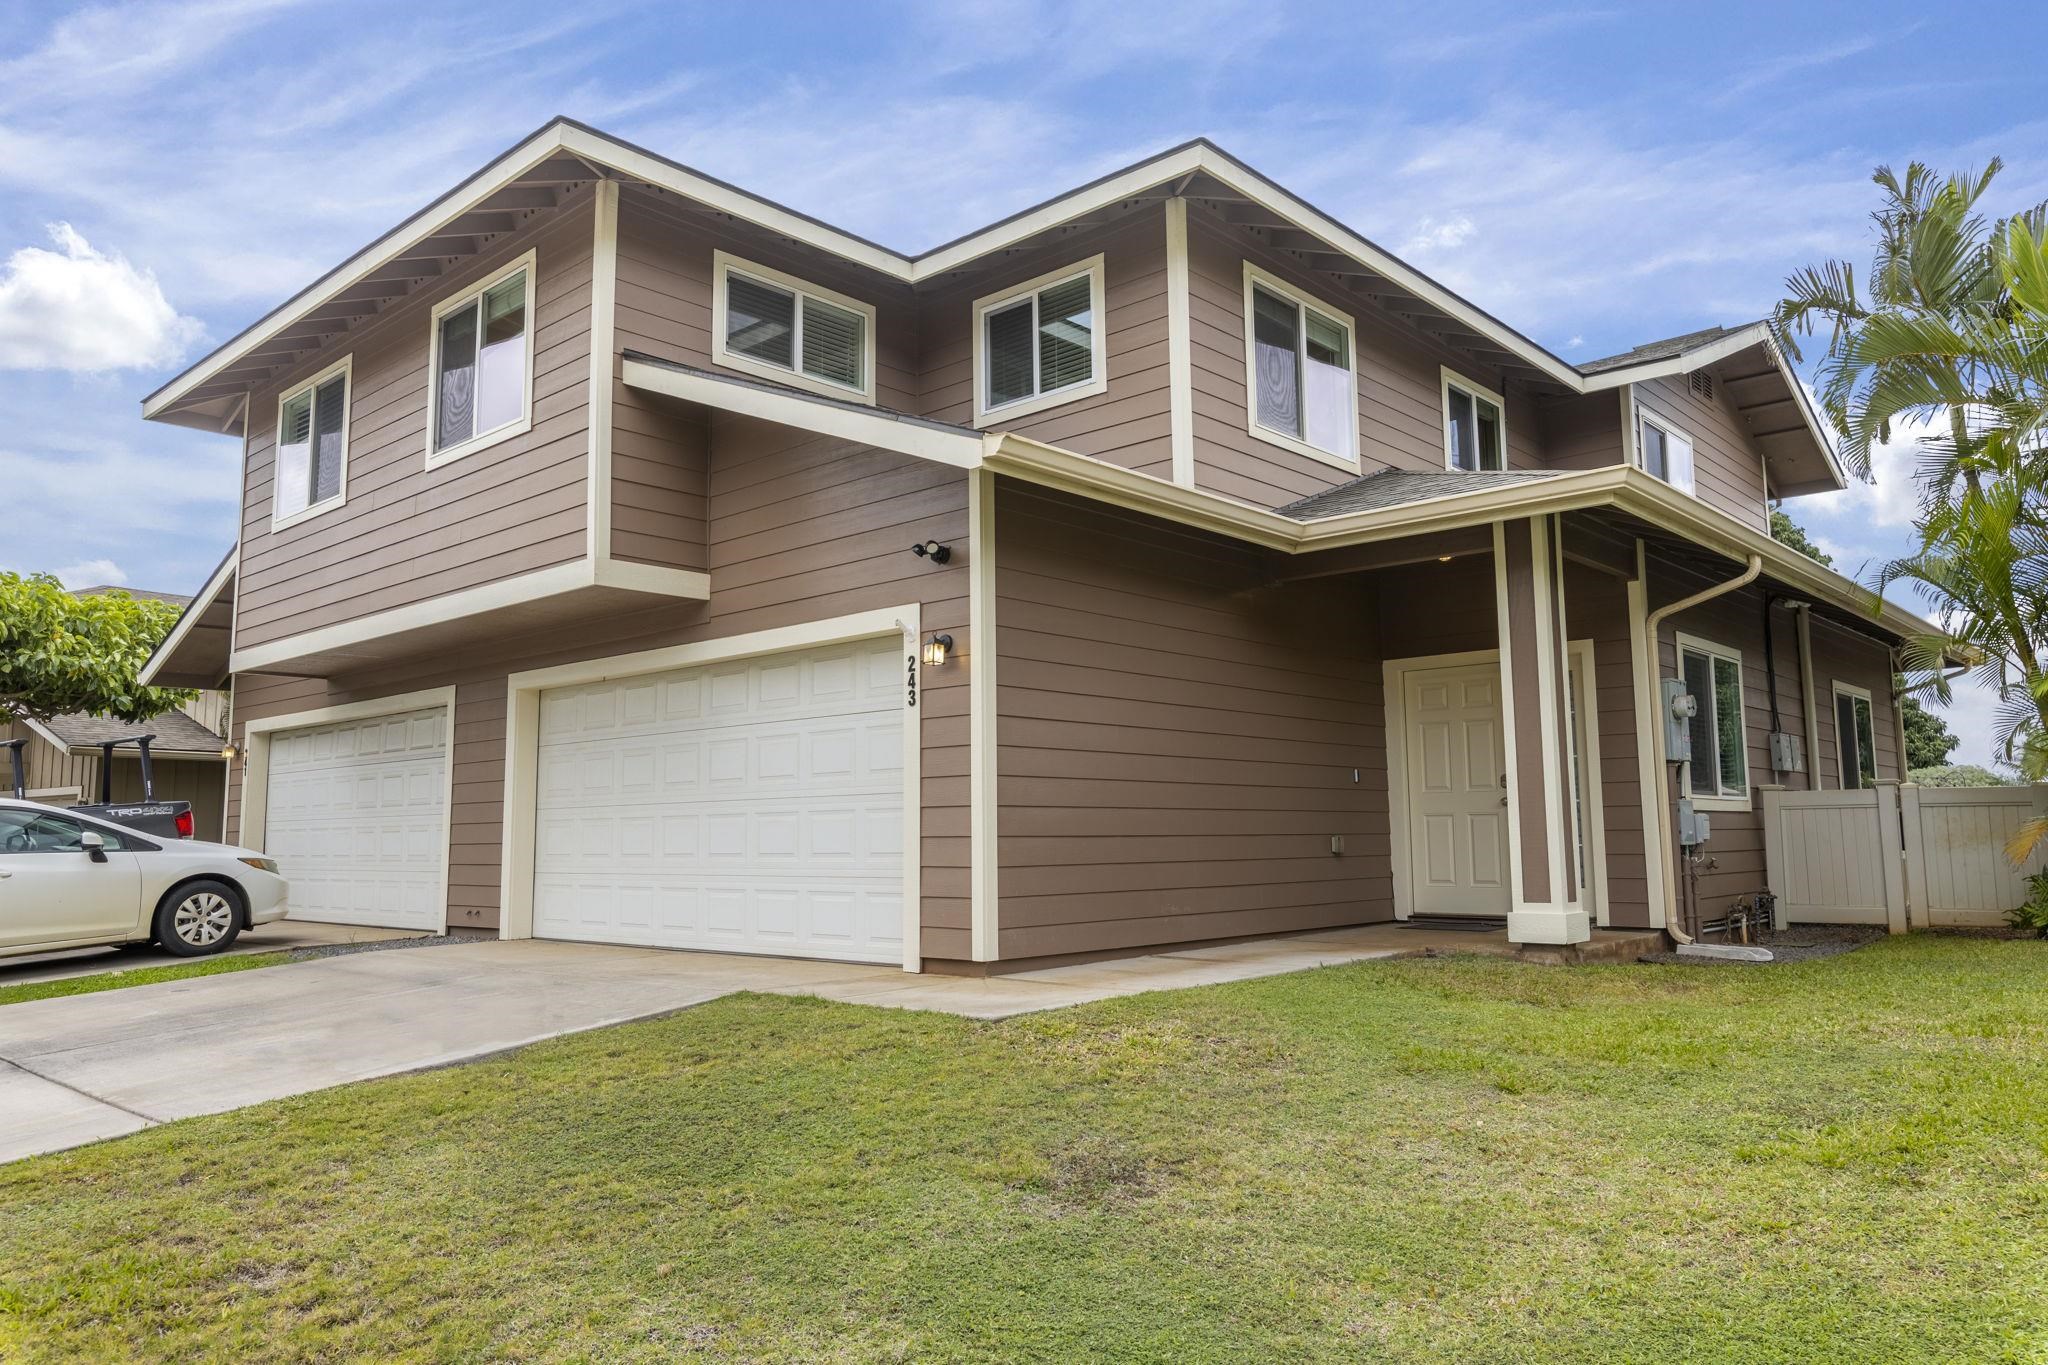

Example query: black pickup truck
[4,732,195,839]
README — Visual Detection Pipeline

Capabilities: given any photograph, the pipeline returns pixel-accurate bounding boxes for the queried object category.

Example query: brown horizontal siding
[229,422,967,942]
[236,194,598,649]
[919,210,1171,476]
[993,480,1384,959]
[1636,373,1769,531]
[612,186,920,411]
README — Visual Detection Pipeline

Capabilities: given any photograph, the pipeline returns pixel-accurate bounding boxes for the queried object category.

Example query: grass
[0,950,290,1008]
[2,935,2045,1362]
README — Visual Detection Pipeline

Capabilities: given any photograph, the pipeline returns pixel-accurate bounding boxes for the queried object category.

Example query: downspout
[1642,552,1765,944]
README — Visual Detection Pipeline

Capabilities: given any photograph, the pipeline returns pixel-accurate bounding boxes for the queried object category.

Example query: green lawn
[2,936,2044,1363]
[0,950,290,1008]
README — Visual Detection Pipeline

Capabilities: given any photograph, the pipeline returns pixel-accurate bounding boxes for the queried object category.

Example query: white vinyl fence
[1760,782,2048,931]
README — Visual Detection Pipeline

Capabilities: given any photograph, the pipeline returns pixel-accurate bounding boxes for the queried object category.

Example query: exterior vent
[1690,370,1714,401]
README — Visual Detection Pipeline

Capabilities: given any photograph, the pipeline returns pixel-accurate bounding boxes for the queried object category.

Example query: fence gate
[1760,782,2048,932]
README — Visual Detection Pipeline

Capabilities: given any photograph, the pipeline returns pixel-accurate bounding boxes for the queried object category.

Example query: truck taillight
[175,809,194,838]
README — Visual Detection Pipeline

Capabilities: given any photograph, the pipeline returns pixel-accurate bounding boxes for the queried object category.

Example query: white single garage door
[532,636,905,963]
[262,706,450,930]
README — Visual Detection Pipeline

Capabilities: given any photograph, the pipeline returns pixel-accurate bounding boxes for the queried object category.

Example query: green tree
[1901,695,1960,769]
[0,573,194,723]
[1770,509,1833,566]
[1771,161,2046,500]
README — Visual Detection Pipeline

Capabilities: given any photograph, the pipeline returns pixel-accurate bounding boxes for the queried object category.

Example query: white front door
[1403,662,1511,917]
[531,636,906,964]
[261,707,450,930]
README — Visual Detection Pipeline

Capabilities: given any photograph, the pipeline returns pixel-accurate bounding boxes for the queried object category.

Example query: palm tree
[1871,218,2048,860]
[1769,161,2046,504]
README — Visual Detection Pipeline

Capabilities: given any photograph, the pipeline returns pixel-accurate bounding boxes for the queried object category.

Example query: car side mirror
[79,831,107,863]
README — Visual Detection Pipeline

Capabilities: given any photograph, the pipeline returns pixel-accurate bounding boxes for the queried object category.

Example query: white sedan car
[0,798,289,959]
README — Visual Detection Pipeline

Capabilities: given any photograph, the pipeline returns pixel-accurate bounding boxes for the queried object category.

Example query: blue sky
[1,0,2042,764]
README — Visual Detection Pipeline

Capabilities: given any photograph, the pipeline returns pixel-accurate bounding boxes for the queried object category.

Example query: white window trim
[1634,402,1697,496]
[1239,260,1361,471]
[1675,631,1750,810]
[425,248,539,470]
[269,354,353,531]
[972,253,1108,428]
[1831,680,1878,789]
[711,249,878,405]
[1440,366,1507,472]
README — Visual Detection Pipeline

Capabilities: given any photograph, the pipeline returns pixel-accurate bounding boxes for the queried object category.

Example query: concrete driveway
[0,926,1478,1164]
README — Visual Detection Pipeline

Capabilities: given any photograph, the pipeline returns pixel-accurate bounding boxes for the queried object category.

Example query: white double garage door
[259,638,907,962]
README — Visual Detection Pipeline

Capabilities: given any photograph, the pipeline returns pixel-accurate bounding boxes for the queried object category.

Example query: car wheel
[155,880,243,957]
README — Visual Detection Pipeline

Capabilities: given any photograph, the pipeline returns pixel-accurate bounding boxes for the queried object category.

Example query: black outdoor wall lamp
[923,633,954,667]
[910,539,952,564]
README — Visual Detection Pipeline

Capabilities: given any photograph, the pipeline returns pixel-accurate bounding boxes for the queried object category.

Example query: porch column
[1493,516,1589,945]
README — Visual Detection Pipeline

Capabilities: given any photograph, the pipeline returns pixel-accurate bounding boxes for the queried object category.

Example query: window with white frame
[713,251,875,402]
[1833,682,1878,789]
[1637,406,1696,494]
[1242,263,1357,465]
[973,255,1105,426]
[429,253,536,465]
[1678,635,1747,802]
[1442,368,1505,471]
[273,358,350,526]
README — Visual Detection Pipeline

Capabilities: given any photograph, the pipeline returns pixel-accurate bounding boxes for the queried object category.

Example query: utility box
[1769,730,1804,773]
[1676,798,1711,847]
[1662,678,1696,763]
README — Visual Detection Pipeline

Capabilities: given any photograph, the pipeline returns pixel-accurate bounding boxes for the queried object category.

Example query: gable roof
[142,119,1839,480]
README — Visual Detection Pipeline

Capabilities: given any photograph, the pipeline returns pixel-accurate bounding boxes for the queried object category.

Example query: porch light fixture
[911,539,952,564]
[922,633,953,667]
[219,742,241,761]
[1437,554,1454,562]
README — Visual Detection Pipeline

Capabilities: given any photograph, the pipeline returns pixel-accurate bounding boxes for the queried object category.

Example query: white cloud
[0,223,203,371]
[1403,214,1476,254]
[1799,414,1933,532]
[54,558,126,589]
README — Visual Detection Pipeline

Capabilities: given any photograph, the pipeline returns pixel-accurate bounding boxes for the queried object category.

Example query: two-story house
[141,119,1933,970]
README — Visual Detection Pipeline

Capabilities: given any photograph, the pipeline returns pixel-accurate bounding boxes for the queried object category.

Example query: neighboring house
[7,587,228,841]
[139,120,1939,966]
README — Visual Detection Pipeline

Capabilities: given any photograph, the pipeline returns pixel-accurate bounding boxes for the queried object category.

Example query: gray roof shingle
[1275,468,1564,521]
[1578,324,1757,375]
[41,708,225,756]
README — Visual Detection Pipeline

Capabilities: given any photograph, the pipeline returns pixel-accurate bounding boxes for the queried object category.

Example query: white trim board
[1566,638,1610,928]
[968,470,999,960]
[138,550,237,689]
[226,557,710,676]
[1163,197,1195,487]
[238,685,458,935]
[495,604,926,972]
[621,356,984,470]
[588,181,620,564]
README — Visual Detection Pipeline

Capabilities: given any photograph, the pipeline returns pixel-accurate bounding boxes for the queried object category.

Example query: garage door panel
[262,705,449,932]
[533,638,907,963]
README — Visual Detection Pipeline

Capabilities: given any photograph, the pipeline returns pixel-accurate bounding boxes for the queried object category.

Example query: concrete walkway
[0,922,1659,1163]
[0,919,427,987]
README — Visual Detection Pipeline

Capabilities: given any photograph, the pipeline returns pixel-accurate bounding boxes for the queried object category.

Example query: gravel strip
[1639,925,1887,966]
[277,934,472,965]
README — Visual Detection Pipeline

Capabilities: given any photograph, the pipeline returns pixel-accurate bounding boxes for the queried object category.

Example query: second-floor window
[1637,407,1696,494]
[1678,634,1747,805]
[972,255,1106,426]
[273,357,350,527]
[429,252,536,466]
[1241,263,1356,466]
[713,252,875,403]
[1442,369,1505,471]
